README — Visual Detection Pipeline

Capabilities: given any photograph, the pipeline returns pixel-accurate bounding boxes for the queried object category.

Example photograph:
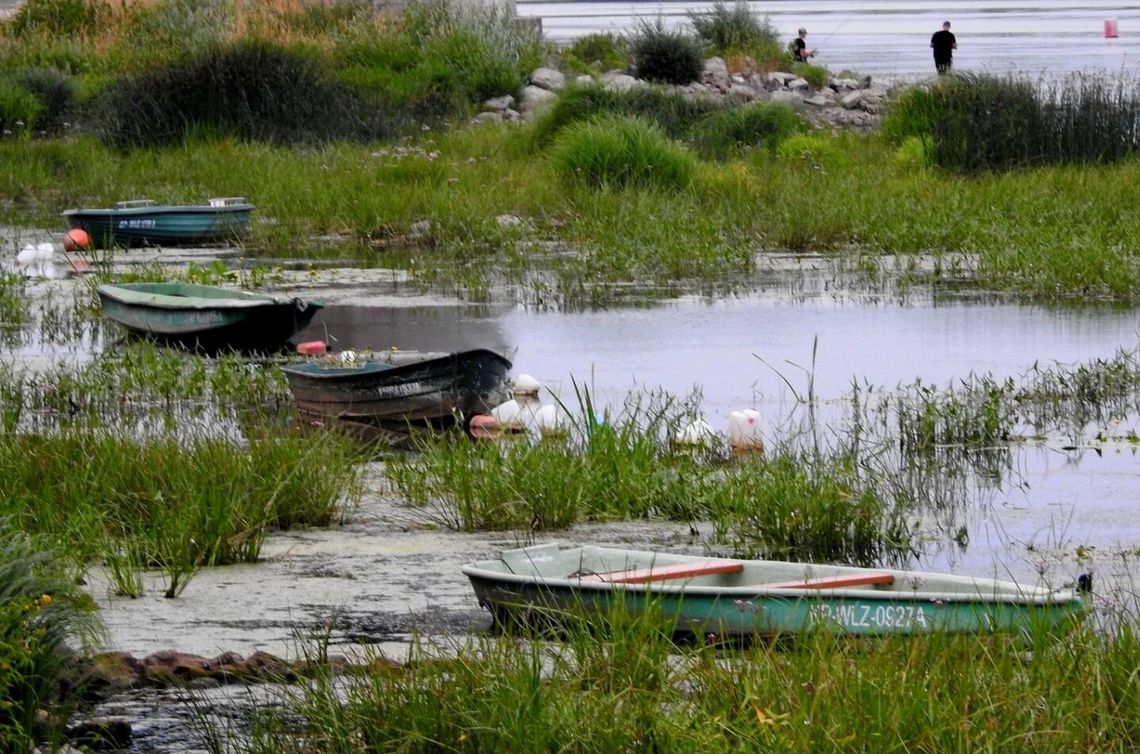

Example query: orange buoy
[1105,19,1119,38]
[296,340,327,355]
[63,228,91,252]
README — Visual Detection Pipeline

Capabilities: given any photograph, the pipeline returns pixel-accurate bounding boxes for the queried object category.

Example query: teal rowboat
[462,543,1089,639]
[62,197,254,248]
[97,282,321,354]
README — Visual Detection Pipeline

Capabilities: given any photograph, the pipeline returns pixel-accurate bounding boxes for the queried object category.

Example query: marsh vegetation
[3,0,1140,750]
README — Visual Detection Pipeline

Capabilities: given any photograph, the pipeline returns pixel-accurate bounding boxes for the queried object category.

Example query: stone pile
[476,59,897,131]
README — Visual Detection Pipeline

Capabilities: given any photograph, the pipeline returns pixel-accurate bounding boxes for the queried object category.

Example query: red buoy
[296,340,327,355]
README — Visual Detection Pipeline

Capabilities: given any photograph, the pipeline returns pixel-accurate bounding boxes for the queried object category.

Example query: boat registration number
[117,219,157,229]
[809,603,929,630]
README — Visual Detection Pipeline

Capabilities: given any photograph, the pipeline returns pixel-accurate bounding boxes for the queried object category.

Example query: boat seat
[576,560,744,584]
[764,573,895,590]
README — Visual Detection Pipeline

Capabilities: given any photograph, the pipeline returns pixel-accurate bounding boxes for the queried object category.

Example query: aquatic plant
[0,519,102,751]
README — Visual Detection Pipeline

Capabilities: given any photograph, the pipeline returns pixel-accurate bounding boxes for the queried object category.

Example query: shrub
[776,132,848,169]
[562,33,629,75]
[14,68,76,133]
[693,101,804,159]
[529,84,723,148]
[0,521,101,750]
[627,18,704,85]
[688,1,780,56]
[90,41,401,148]
[552,114,696,190]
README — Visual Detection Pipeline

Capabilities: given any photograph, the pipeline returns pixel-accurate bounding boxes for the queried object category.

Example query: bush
[0,521,101,750]
[14,68,76,133]
[627,18,704,85]
[688,1,780,56]
[90,41,402,148]
[693,101,805,159]
[529,84,723,148]
[552,114,696,190]
[562,33,629,75]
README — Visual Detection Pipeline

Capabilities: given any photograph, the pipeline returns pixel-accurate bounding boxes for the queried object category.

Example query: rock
[519,84,558,116]
[787,77,810,92]
[575,74,595,87]
[409,219,432,237]
[495,214,524,228]
[769,90,804,105]
[728,83,758,102]
[765,71,795,86]
[702,56,730,91]
[67,719,133,751]
[600,71,641,92]
[830,77,861,91]
[471,111,504,125]
[529,67,566,91]
[804,93,831,107]
[483,94,516,111]
[840,91,864,110]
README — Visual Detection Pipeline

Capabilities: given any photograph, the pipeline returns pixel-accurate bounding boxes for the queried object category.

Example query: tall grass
[228,610,1139,754]
[688,0,783,60]
[1,519,103,751]
[551,114,697,190]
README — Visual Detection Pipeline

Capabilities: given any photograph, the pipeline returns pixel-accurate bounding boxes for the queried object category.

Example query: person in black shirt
[931,21,957,74]
[792,28,816,64]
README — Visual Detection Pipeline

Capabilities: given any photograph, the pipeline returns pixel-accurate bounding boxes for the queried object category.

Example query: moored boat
[62,197,254,248]
[462,543,1089,639]
[97,282,322,354]
[282,348,513,437]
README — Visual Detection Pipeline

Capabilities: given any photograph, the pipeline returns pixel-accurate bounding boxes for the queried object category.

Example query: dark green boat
[463,543,1090,639]
[97,282,322,354]
[62,197,254,248]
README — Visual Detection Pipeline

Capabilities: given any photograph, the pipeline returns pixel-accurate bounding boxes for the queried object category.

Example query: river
[519,0,1140,79]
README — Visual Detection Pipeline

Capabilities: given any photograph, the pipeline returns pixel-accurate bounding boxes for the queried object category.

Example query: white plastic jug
[674,418,717,447]
[727,409,764,455]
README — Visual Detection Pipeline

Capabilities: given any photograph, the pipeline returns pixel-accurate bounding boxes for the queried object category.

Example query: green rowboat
[462,543,1089,639]
[97,282,322,354]
[62,197,254,248]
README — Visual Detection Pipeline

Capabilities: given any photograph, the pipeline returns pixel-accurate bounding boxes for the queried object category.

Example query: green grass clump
[561,33,629,75]
[793,62,829,90]
[240,615,1139,754]
[529,83,724,148]
[776,132,849,169]
[694,101,805,159]
[0,81,43,135]
[627,18,704,85]
[1,520,102,751]
[551,114,696,190]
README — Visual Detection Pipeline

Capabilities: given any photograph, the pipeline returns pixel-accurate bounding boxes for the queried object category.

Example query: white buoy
[674,418,718,447]
[512,373,541,397]
[16,242,53,266]
[728,409,764,456]
[535,404,568,438]
[491,398,523,429]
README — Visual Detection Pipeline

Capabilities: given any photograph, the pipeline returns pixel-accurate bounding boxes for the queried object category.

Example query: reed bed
[225,607,1140,754]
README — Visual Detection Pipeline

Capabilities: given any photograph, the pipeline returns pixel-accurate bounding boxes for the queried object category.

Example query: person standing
[792,28,816,63]
[931,21,957,74]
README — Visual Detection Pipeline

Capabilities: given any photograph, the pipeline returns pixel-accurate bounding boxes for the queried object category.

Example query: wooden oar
[577,560,744,584]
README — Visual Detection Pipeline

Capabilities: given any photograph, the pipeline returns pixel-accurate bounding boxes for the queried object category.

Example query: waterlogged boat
[62,197,254,248]
[282,348,513,437]
[462,543,1089,638]
[97,282,322,353]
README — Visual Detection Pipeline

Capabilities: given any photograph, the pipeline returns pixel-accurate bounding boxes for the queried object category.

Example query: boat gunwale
[281,348,513,382]
[62,204,255,217]
[96,283,308,311]
[461,547,1085,607]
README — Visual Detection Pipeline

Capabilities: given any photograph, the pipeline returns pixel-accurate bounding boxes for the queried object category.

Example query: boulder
[519,85,558,116]
[702,56,731,91]
[529,67,566,92]
[769,90,804,105]
[600,71,641,92]
[787,77,810,92]
[483,94,516,112]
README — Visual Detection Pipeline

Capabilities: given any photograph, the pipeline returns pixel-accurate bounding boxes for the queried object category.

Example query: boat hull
[282,349,513,433]
[463,544,1088,639]
[97,283,322,354]
[62,203,253,248]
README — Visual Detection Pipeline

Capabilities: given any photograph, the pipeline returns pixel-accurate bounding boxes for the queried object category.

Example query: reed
[224,607,1139,754]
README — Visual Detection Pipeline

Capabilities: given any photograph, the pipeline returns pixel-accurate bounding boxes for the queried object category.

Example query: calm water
[520,0,1140,79]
